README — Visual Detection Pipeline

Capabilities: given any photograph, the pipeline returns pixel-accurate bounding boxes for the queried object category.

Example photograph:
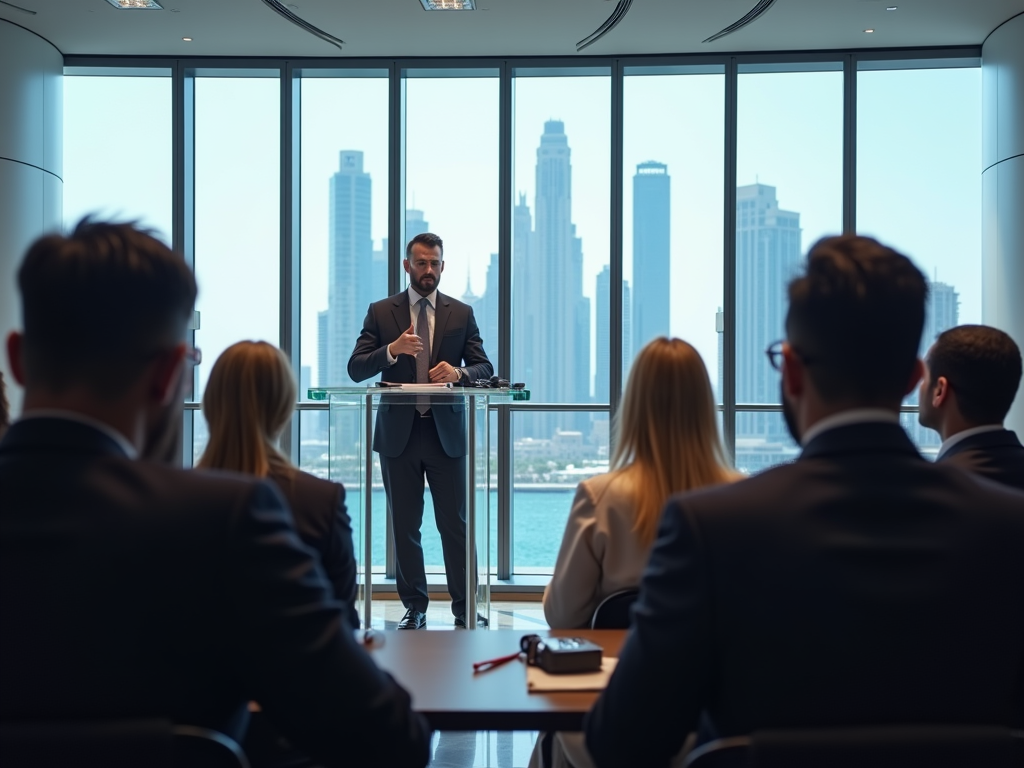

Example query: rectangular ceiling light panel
[105,0,164,8]
[420,0,475,9]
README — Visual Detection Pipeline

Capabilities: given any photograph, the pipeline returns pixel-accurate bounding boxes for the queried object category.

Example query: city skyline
[314,136,963,454]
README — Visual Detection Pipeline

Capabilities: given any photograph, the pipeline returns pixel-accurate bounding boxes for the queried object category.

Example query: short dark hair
[17,217,197,398]
[405,232,444,259]
[928,325,1022,424]
[785,234,927,404]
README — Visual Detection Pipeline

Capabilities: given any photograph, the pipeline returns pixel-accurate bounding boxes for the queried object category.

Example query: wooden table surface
[368,629,626,731]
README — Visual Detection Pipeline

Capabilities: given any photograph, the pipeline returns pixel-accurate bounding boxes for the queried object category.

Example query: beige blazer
[542,472,651,629]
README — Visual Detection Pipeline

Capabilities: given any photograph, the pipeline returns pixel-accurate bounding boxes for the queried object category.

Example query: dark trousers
[380,413,468,617]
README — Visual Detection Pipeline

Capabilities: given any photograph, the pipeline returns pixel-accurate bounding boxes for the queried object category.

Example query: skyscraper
[632,161,670,356]
[921,280,960,354]
[406,208,429,244]
[513,120,591,438]
[595,265,631,404]
[326,150,373,389]
[908,279,961,449]
[468,254,500,366]
[734,183,802,443]
[317,310,329,387]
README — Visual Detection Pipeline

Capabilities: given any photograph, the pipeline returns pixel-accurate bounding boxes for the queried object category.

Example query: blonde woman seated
[198,341,359,629]
[534,338,739,768]
[544,336,739,629]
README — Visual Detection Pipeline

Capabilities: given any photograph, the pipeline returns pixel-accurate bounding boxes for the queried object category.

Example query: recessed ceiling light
[864,28,875,33]
[886,5,898,9]
[182,36,193,41]
[104,0,163,8]
[420,0,475,9]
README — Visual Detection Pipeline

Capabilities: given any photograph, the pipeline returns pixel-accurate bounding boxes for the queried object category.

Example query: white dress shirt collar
[407,286,437,310]
[800,408,900,447]
[936,424,1004,460]
[17,409,139,459]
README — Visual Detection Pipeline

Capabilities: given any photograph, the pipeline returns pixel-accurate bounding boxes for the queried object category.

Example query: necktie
[416,297,431,414]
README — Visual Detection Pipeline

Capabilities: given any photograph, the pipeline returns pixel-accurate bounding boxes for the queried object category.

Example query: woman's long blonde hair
[610,337,736,547]
[197,341,296,478]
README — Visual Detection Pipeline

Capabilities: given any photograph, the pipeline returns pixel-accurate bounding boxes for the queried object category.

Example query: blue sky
[62,65,981,396]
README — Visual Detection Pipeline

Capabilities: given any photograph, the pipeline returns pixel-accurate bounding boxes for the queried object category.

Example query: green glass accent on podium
[306,386,526,629]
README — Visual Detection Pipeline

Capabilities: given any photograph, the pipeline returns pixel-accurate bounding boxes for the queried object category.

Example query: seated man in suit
[0,218,431,768]
[918,324,1024,491]
[585,235,1024,768]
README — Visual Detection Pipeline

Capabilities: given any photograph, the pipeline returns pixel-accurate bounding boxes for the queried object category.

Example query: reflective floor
[368,597,549,631]
[374,599,548,768]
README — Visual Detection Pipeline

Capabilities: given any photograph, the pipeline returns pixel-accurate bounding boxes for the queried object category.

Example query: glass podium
[307,385,527,629]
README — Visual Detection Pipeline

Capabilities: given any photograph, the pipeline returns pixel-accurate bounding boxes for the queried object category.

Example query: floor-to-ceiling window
[734,63,844,473]
[857,62,982,455]
[190,71,282,463]
[62,51,984,577]
[510,67,610,573]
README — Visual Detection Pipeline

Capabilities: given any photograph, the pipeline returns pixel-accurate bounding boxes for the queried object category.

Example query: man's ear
[904,357,925,397]
[402,259,411,276]
[781,343,804,400]
[6,331,27,386]
[149,343,187,406]
[930,375,951,408]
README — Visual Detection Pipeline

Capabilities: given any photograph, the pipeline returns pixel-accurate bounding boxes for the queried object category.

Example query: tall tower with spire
[513,120,591,438]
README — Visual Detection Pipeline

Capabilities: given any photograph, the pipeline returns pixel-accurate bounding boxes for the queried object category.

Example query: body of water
[349,488,576,575]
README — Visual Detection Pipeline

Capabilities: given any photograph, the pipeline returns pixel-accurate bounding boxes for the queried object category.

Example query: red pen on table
[472,650,521,673]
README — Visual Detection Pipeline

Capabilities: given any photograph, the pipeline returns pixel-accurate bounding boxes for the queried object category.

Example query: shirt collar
[407,286,437,309]
[17,409,139,459]
[800,408,900,447]
[936,424,1004,460]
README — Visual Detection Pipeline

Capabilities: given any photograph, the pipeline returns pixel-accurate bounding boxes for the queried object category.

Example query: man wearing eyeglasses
[585,235,1024,768]
[348,232,493,630]
[0,219,431,768]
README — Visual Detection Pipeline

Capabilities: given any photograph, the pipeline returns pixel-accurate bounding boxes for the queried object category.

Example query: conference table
[368,629,627,731]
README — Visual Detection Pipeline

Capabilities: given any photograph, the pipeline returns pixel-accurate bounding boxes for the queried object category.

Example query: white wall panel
[0,20,63,419]
[982,13,1024,434]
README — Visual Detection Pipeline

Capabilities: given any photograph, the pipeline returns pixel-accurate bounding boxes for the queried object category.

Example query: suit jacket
[543,473,654,629]
[0,418,430,768]
[347,290,493,458]
[939,428,1024,492]
[267,468,360,629]
[585,423,1024,768]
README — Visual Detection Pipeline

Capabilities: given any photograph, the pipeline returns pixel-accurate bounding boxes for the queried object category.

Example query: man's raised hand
[389,322,424,358]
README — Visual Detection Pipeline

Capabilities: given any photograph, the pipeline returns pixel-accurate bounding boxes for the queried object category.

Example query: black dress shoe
[397,608,426,630]
[454,613,489,629]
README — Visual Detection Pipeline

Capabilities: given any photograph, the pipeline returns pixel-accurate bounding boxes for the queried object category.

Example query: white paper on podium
[382,383,454,392]
[526,657,618,693]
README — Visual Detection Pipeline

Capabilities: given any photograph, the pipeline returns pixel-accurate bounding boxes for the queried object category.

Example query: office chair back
[683,725,1024,768]
[0,718,250,768]
[590,588,639,629]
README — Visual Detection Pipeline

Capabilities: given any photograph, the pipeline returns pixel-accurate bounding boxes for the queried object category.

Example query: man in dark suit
[0,219,430,768]
[585,235,1024,768]
[348,233,492,630]
[918,324,1024,491]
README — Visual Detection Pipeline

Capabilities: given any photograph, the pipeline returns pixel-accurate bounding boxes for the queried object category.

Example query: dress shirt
[16,409,138,459]
[800,408,900,447]
[936,423,1005,460]
[386,286,437,366]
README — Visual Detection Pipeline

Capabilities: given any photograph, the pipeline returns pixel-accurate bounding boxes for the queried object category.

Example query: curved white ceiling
[2,0,1021,58]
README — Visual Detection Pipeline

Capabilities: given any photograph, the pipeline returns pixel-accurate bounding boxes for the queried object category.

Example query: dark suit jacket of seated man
[0,219,430,768]
[584,236,1024,768]
[348,234,492,626]
[939,427,1024,491]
